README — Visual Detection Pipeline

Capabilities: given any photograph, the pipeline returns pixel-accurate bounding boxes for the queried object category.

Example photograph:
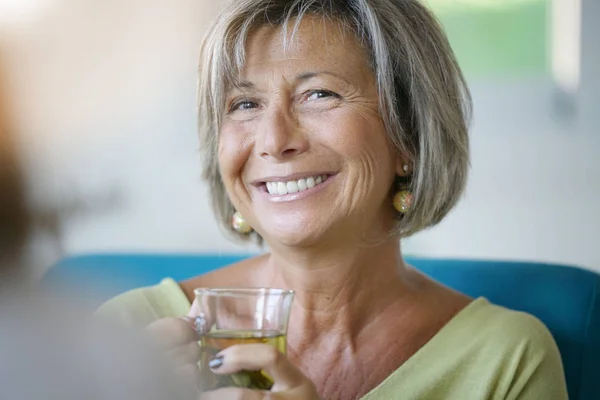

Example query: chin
[260,221,326,249]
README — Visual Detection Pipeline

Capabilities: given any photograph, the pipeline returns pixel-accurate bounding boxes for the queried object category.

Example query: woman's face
[218,17,403,247]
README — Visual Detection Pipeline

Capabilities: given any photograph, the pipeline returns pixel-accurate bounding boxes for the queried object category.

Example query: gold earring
[232,211,252,234]
[393,190,413,214]
[394,165,413,214]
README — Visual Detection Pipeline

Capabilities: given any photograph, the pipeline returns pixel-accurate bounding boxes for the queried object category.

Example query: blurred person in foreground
[0,53,195,399]
[98,0,568,399]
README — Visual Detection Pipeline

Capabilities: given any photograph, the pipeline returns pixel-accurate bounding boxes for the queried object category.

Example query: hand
[144,316,201,389]
[202,343,321,400]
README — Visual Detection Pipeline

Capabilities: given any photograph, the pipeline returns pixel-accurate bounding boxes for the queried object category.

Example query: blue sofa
[44,254,600,399]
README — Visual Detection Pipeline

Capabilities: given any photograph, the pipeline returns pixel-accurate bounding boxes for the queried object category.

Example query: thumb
[177,316,195,328]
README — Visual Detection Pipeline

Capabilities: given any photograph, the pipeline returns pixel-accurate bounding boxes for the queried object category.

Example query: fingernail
[209,356,224,370]
[195,316,208,335]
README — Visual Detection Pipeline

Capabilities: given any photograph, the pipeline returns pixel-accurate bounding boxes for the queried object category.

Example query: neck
[265,237,415,342]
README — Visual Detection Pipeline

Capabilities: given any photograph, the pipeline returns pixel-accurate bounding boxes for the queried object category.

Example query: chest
[288,328,432,400]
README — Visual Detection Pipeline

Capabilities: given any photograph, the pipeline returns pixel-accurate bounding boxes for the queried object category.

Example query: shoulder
[378,299,568,399]
[455,299,568,398]
[371,300,568,400]
[95,278,191,329]
[466,299,559,355]
[95,255,269,329]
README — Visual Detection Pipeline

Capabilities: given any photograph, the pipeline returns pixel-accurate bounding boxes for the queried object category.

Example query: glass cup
[193,287,294,391]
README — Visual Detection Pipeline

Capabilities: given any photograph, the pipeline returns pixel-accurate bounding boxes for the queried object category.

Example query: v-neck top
[96,278,567,399]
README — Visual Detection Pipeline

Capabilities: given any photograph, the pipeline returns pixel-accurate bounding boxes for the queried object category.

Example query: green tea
[199,329,286,391]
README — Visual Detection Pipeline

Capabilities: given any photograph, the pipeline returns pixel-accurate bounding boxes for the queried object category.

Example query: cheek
[217,124,253,190]
[318,110,396,212]
[316,108,391,165]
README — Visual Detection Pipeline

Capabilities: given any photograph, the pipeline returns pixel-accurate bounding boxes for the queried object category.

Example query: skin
[161,17,471,399]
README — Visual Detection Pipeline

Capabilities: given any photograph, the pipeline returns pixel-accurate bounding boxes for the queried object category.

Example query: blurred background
[0,0,598,277]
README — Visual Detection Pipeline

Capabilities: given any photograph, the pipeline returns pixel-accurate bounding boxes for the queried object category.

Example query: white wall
[1,0,599,274]
[407,78,600,271]
[411,0,600,271]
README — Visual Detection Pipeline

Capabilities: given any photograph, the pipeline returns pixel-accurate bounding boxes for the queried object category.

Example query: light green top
[97,278,568,400]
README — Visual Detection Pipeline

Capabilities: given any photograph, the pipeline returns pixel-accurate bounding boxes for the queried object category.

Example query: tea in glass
[194,288,294,391]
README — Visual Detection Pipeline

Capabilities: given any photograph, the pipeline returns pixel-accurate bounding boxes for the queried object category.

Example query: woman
[98,0,568,399]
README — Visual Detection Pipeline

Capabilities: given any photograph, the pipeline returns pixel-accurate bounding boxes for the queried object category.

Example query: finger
[187,300,212,335]
[201,387,268,400]
[145,317,199,349]
[166,340,202,365]
[210,344,305,391]
[174,363,201,390]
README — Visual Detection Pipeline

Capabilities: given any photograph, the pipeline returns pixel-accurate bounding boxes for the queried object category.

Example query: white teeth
[287,181,299,193]
[277,182,288,195]
[265,175,329,196]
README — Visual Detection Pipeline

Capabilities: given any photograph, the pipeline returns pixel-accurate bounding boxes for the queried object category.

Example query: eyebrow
[231,80,255,90]
[296,71,337,81]
[231,70,350,90]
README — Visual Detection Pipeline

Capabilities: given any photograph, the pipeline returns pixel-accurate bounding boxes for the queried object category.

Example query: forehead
[240,16,371,82]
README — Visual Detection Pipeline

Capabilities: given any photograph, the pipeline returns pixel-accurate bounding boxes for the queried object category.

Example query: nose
[257,105,308,160]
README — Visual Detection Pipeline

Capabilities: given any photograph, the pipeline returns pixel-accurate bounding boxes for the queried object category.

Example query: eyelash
[306,89,338,100]
[229,100,257,113]
[228,90,339,113]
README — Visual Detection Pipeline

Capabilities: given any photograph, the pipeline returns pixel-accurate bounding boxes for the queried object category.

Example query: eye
[229,100,259,112]
[306,90,338,101]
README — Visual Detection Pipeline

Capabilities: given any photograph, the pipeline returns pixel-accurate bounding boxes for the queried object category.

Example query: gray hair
[198,0,471,243]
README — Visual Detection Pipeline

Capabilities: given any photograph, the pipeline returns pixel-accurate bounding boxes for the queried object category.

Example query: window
[428,0,549,76]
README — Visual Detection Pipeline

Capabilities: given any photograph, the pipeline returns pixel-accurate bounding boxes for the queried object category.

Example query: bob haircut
[197,0,471,243]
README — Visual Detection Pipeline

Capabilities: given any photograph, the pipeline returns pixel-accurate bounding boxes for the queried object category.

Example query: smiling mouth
[262,174,331,196]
